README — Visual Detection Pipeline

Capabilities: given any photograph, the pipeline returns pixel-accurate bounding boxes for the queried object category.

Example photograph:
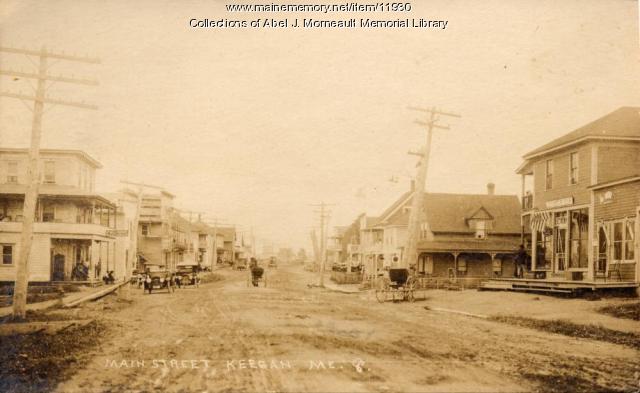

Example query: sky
[0,0,639,251]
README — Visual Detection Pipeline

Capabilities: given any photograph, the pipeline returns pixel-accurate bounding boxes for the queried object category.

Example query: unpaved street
[55,265,639,392]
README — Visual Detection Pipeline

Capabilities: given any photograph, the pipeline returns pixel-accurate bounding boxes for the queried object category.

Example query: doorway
[52,253,65,281]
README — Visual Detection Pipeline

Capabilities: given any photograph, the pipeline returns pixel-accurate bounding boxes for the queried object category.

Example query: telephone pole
[310,202,334,287]
[402,106,460,270]
[0,46,99,319]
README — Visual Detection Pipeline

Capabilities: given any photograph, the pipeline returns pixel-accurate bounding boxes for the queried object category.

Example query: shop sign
[545,197,574,209]
[106,229,129,237]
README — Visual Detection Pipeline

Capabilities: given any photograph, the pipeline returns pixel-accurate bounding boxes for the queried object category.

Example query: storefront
[530,204,590,278]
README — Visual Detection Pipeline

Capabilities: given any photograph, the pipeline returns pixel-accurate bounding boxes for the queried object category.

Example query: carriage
[375,268,416,303]
[247,259,267,287]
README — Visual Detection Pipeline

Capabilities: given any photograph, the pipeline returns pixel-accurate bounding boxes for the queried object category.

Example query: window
[569,153,579,185]
[475,220,487,239]
[536,228,553,270]
[42,204,55,222]
[568,209,588,268]
[625,220,635,260]
[420,223,429,239]
[7,161,18,183]
[492,257,502,274]
[457,257,467,272]
[44,161,55,184]
[2,245,13,265]
[141,224,149,236]
[545,160,554,189]
[613,219,635,262]
[613,222,623,261]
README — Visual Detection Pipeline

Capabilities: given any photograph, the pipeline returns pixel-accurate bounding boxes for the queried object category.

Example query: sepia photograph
[0,1,639,392]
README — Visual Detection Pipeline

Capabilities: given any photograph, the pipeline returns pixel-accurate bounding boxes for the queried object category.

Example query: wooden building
[483,107,640,292]
[0,148,117,284]
[415,186,522,287]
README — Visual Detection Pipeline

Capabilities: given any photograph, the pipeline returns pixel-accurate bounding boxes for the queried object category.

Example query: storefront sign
[106,229,129,237]
[545,197,574,209]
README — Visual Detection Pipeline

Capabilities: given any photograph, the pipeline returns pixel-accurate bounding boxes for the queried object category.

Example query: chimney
[487,182,495,195]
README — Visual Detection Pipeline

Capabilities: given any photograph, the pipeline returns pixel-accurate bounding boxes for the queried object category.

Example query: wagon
[375,268,416,303]
[247,265,267,287]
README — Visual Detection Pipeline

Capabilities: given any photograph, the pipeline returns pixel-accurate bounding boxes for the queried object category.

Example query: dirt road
[55,265,639,392]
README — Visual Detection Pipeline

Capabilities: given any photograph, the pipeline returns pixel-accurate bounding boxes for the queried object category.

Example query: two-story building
[217,226,236,264]
[0,148,117,284]
[137,190,191,271]
[339,214,363,270]
[513,106,639,289]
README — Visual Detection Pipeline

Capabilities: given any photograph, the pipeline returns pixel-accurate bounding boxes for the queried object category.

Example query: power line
[401,106,460,271]
[3,45,100,319]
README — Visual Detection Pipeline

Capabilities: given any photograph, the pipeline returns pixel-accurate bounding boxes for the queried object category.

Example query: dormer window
[468,206,493,240]
[475,220,487,239]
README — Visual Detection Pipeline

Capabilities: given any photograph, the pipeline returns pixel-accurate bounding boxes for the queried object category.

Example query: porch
[480,277,638,294]
[50,237,115,284]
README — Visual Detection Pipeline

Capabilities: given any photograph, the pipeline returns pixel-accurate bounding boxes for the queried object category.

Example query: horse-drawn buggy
[247,258,267,287]
[375,268,416,303]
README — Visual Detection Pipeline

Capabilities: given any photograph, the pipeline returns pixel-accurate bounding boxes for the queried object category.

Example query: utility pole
[310,230,319,271]
[0,46,99,319]
[402,106,460,271]
[311,202,334,287]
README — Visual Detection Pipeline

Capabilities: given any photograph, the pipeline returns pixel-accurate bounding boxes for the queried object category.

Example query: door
[597,225,608,274]
[52,254,65,281]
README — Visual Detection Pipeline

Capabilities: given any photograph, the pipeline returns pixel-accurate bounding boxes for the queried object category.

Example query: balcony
[0,221,112,237]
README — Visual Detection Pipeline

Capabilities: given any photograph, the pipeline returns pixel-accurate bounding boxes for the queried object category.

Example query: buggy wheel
[375,289,387,303]
[375,277,390,303]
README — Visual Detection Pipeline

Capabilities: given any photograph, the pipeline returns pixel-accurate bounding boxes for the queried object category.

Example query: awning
[530,210,553,232]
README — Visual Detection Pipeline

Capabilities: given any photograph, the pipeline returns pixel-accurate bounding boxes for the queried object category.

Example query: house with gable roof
[416,185,522,285]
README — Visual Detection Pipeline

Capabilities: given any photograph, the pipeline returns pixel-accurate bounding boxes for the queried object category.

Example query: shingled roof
[523,106,640,159]
[425,193,521,234]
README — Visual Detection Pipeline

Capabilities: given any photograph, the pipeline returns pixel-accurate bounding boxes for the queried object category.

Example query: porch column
[89,240,97,281]
[635,208,640,284]
[490,253,498,276]
[531,229,538,271]
[521,174,525,243]
[587,195,595,281]
[452,252,459,279]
